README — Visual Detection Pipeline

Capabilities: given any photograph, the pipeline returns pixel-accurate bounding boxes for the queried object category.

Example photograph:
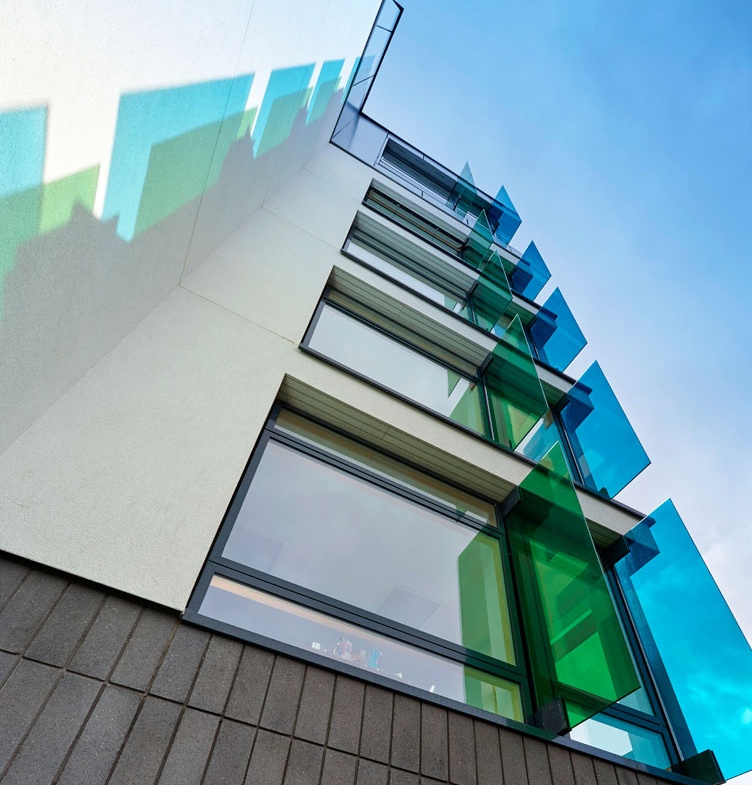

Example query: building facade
[1,2,750,784]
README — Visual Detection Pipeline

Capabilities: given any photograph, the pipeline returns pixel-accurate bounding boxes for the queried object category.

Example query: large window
[188,408,529,723]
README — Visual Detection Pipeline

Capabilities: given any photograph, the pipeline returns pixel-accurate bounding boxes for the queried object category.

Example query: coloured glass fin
[484,316,548,449]
[511,241,551,300]
[559,362,650,498]
[462,210,494,269]
[470,251,513,331]
[505,444,640,728]
[529,288,587,372]
[447,162,477,218]
[614,501,752,780]
[488,185,522,245]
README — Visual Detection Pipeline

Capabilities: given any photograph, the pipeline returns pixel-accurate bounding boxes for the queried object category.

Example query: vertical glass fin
[447,162,477,218]
[505,444,641,729]
[484,316,548,449]
[488,185,522,245]
[462,210,494,269]
[529,288,587,372]
[614,501,752,780]
[559,362,650,498]
[470,251,513,331]
[511,241,551,300]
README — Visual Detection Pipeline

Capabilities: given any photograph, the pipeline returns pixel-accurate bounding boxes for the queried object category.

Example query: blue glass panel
[511,241,550,300]
[529,288,587,372]
[488,185,522,245]
[559,362,649,498]
[615,501,752,780]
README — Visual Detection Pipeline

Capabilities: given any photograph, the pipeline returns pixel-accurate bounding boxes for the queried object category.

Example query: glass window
[308,303,487,436]
[569,714,672,769]
[199,576,524,722]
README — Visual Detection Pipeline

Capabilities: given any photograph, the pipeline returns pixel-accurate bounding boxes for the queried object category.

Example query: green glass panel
[484,316,548,449]
[448,162,476,218]
[464,665,524,721]
[504,444,640,728]
[470,251,513,331]
[39,165,99,234]
[462,210,494,269]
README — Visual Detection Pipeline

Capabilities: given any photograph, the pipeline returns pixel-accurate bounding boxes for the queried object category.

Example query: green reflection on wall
[39,166,99,234]
[505,444,640,729]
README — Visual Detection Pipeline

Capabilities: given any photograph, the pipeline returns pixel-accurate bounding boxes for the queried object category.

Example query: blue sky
[364,1,752,776]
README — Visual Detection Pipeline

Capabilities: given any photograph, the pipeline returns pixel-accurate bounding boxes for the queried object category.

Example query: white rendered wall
[0,145,641,608]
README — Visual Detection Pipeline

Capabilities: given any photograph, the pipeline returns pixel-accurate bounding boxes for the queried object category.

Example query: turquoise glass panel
[470,251,513,331]
[488,185,522,245]
[505,444,640,728]
[511,241,550,300]
[462,211,494,269]
[529,288,587,372]
[447,162,476,218]
[569,714,671,769]
[615,501,752,780]
[559,362,650,498]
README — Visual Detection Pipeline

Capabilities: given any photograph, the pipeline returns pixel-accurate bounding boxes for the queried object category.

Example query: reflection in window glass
[275,410,496,526]
[308,304,486,436]
[222,440,515,663]
[199,576,524,722]
[569,713,671,769]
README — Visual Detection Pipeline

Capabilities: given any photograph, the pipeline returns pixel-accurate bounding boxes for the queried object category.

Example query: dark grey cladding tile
[1,672,101,785]
[157,708,220,785]
[356,759,389,785]
[259,656,306,735]
[150,624,210,703]
[69,595,141,679]
[499,728,527,785]
[0,659,59,771]
[390,769,420,785]
[0,650,18,687]
[549,745,576,785]
[474,720,502,785]
[328,675,365,754]
[420,778,449,785]
[421,703,448,780]
[25,582,104,667]
[0,559,30,610]
[203,719,255,785]
[391,693,421,773]
[615,767,639,785]
[0,569,67,653]
[524,736,552,785]
[448,712,477,785]
[111,607,177,690]
[636,775,659,785]
[244,728,290,785]
[593,758,619,785]
[226,645,275,725]
[570,752,597,785]
[283,738,324,785]
[108,697,182,785]
[359,685,393,763]
[321,749,358,785]
[295,666,335,744]
[188,634,243,714]
[57,685,142,785]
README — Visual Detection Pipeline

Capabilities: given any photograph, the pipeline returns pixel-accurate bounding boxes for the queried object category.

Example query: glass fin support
[558,362,650,498]
[614,500,752,781]
[484,316,548,450]
[511,241,551,301]
[505,444,641,729]
[529,287,587,372]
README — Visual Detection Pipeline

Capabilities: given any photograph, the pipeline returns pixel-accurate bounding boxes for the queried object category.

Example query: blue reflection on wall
[529,287,587,372]
[103,75,253,240]
[510,240,550,300]
[615,501,752,780]
[0,106,46,198]
[307,60,345,124]
[559,361,649,497]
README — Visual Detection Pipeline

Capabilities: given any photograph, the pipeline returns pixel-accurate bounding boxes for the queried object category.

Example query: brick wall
[0,553,674,785]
